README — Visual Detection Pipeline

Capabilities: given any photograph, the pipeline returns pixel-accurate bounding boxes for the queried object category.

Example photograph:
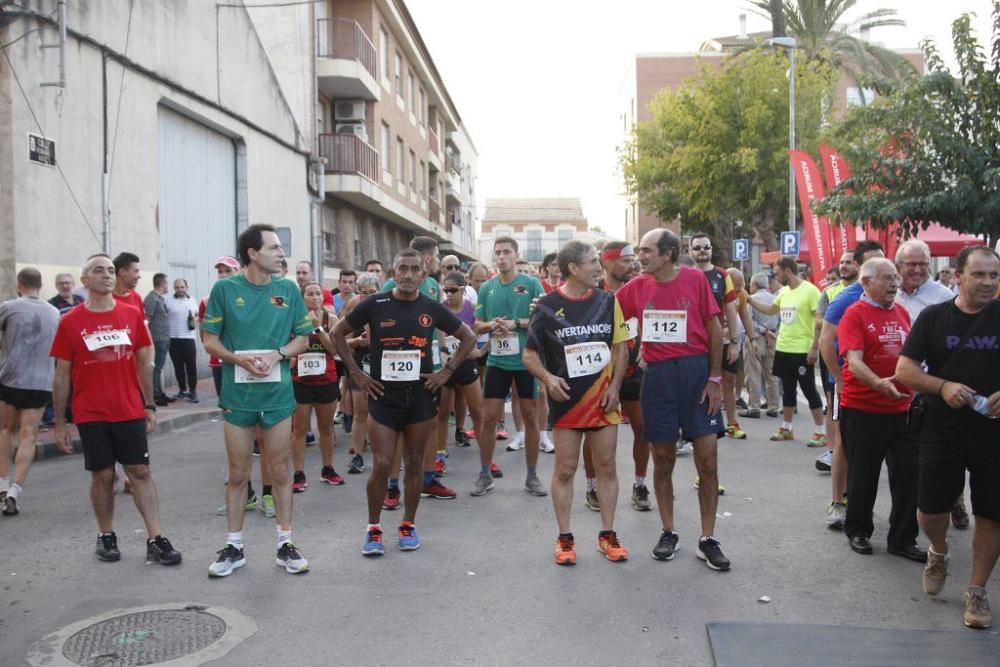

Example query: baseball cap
[213,256,240,270]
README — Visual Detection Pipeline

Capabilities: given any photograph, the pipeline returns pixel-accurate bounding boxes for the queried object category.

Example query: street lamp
[768,36,797,232]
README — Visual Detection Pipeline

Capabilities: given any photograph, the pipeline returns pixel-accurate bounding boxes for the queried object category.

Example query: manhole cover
[61,608,226,666]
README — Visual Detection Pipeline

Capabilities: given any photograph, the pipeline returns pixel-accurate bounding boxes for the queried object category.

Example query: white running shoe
[539,432,555,453]
[506,433,525,451]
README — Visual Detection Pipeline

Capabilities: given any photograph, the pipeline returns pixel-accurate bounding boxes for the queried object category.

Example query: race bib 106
[381,349,420,382]
[83,329,131,352]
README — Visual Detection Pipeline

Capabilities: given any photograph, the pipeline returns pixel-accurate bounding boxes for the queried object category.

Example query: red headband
[602,245,635,262]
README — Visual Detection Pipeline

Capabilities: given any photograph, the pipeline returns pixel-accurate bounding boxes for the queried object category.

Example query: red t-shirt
[291,312,339,385]
[198,298,221,368]
[113,289,145,314]
[322,287,334,307]
[838,299,912,413]
[50,301,152,423]
[541,280,562,294]
[615,267,720,363]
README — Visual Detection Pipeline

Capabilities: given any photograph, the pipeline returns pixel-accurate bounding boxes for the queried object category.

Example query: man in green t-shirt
[475,236,547,498]
[749,256,825,446]
[202,224,315,578]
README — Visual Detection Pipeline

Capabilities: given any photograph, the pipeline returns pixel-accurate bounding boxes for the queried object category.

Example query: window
[409,150,416,190]
[394,52,403,97]
[557,228,573,247]
[379,27,389,82]
[408,70,415,113]
[846,86,875,107]
[418,160,425,196]
[381,123,391,174]
[396,138,405,181]
[525,229,543,262]
[418,88,425,125]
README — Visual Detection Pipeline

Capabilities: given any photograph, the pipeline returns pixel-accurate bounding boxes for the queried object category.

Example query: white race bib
[83,329,131,352]
[381,349,421,382]
[779,307,796,325]
[432,340,441,367]
[564,341,610,379]
[625,317,639,341]
[642,310,687,343]
[362,361,371,375]
[297,352,327,377]
[443,336,461,357]
[490,332,520,356]
[234,350,281,384]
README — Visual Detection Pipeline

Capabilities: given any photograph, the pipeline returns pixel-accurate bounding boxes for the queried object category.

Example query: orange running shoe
[598,531,629,562]
[555,535,576,566]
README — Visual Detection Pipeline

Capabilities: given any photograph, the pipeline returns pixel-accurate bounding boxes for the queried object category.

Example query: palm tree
[750,0,916,85]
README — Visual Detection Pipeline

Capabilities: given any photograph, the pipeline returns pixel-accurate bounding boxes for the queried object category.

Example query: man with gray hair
[741,271,780,418]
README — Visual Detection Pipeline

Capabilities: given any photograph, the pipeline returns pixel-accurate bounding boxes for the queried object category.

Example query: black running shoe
[96,532,121,562]
[454,429,471,447]
[208,544,246,577]
[652,530,679,561]
[146,535,182,565]
[2,496,18,516]
[348,453,365,474]
[697,537,731,571]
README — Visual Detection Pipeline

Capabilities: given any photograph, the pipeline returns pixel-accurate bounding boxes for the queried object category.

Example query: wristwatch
[276,347,287,359]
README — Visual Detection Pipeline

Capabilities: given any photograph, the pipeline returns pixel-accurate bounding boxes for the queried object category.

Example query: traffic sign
[780,231,801,257]
[732,239,749,262]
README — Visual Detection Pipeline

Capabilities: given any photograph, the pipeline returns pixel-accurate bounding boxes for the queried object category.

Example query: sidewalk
[34,376,221,461]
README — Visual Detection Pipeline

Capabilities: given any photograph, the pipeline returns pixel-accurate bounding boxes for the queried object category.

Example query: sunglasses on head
[443,287,463,294]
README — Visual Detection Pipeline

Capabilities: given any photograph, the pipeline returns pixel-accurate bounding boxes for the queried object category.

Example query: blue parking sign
[780,231,801,257]
[732,239,749,262]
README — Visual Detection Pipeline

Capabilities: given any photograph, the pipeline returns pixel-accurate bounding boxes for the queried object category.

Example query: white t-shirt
[166,294,198,339]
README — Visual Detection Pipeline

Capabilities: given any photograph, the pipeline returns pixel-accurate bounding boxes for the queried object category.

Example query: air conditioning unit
[334,100,366,122]
[336,123,369,142]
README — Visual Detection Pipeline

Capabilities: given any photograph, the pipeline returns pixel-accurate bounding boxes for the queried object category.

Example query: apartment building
[619,15,924,247]
[314,0,479,272]
[480,199,589,264]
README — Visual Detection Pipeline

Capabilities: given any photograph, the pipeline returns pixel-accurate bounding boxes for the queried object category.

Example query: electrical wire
[105,0,134,205]
[1,27,42,49]
[217,0,322,8]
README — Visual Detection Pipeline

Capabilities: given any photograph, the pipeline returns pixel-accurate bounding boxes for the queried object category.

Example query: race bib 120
[381,349,420,382]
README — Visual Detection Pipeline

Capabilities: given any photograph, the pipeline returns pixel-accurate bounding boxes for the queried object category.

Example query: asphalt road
[2,407,996,665]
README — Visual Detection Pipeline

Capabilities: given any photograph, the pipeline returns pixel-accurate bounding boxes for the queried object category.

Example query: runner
[294,260,333,307]
[540,252,561,294]
[111,252,145,313]
[50,254,181,565]
[523,241,629,565]
[332,269,358,434]
[0,268,61,515]
[290,282,343,492]
[340,272,381,475]
[438,255,475,448]
[615,229,730,571]
[331,249,476,556]
[364,259,385,284]
[896,245,1000,630]
[201,224,315,577]
[475,236,548,497]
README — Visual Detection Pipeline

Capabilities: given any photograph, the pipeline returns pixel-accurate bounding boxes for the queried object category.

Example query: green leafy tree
[620,49,834,249]
[817,1,1000,243]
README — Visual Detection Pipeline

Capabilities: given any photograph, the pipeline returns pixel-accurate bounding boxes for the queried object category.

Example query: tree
[817,1,1000,243]
[749,0,914,85]
[619,49,834,249]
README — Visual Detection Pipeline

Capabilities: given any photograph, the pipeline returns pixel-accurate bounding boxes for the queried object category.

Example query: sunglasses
[690,245,711,251]
[441,264,461,271]
[443,287,463,294]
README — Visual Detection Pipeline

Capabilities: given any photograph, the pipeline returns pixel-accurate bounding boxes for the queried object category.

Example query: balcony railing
[428,127,440,157]
[429,199,442,224]
[317,18,376,80]
[319,133,379,183]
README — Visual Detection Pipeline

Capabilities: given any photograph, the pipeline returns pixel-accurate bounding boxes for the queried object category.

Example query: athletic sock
[226,532,243,549]
[481,464,491,476]
[8,482,21,499]
[634,476,645,487]
[816,423,827,435]
[0,477,9,494]
[277,527,292,547]
[527,465,537,477]
[558,532,574,541]
[781,421,793,431]
[367,523,381,532]
[423,471,435,486]
[586,478,596,491]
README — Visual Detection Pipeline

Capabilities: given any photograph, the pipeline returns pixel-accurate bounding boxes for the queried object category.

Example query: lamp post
[768,36,797,232]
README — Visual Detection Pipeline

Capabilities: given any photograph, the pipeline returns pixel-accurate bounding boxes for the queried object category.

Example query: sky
[406,0,994,240]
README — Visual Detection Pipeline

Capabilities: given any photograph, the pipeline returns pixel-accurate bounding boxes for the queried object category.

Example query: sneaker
[652,530,679,561]
[276,542,309,574]
[422,480,457,499]
[172,391,188,401]
[186,393,200,404]
[675,439,693,455]
[465,428,477,440]
[448,412,457,426]
[344,414,353,434]
[320,466,345,486]
[292,471,308,493]
[398,522,421,551]
[693,476,726,495]
[454,429,471,447]
[333,410,345,425]
[489,462,503,478]
[471,472,495,496]
[540,433,555,453]
[505,433,524,451]
[815,450,833,472]
[923,550,948,595]
[245,491,259,511]
[305,432,316,446]
[697,537,731,571]
[766,409,780,418]
[348,453,365,474]
[825,501,846,529]
[208,544,245,577]
[585,488,600,511]
[725,422,747,440]
[770,427,794,441]
[951,498,970,530]
[964,589,992,629]
[598,531,628,562]
[260,494,276,518]
[383,487,401,510]
[146,535,182,565]
[555,535,576,566]
[525,474,548,497]
[252,440,261,456]
[362,528,384,556]
[496,422,509,440]
[631,483,652,511]
[95,532,121,562]
[738,408,761,419]
[807,432,827,448]
[2,496,18,516]
[434,458,448,476]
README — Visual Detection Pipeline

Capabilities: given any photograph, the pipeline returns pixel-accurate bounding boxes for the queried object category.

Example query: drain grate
[61,608,227,666]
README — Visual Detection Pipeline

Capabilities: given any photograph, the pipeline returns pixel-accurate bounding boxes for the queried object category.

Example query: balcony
[320,133,380,209]
[427,126,442,170]
[429,199,444,226]
[316,18,380,101]
[445,167,462,205]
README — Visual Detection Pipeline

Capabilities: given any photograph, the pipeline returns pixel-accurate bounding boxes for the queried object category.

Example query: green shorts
[221,405,295,429]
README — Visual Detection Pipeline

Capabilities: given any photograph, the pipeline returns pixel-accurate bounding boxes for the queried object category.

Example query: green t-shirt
[201,274,313,412]
[475,273,544,370]
[773,280,821,354]
[380,276,443,368]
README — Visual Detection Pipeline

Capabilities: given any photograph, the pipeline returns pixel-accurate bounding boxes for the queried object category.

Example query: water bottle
[972,394,991,416]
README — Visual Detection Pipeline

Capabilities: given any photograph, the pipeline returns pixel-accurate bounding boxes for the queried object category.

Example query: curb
[35,409,223,462]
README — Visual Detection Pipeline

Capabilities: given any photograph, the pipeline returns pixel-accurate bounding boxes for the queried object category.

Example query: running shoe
[465,428,477,440]
[348,453,365,474]
[555,535,576,566]
[320,466,345,486]
[525,474,547,497]
[146,535,182,565]
[383,487,401,510]
[187,393,200,404]
[769,427,794,441]
[434,458,448,476]
[697,537,731,571]
[2,496,18,516]
[333,410,345,425]
[964,589,992,629]
[631,483,652,511]
[923,550,948,595]
[490,462,503,478]
[245,491,259,511]
[825,501,846,529]
[540,432,555,453]
[362,528,384,556]
[725,422,747,440]
[208,544,245,577]
[260,494,276,518]
[292,471,308,493]
[505,432,524,451]
[675,440,693,455]
[585,488,600,511]
[471,472,494,496]
[454,429,471,447]
[422,480,457,499]
[398,522,421,551]
[815,450,833,472]
[95,532,121,562]
[652,530,679,561]
[693,476,726,495]
[598,531,628,562]
[305,432,316,446]
[496,422,509,440]
[738,408,761,419]
[448,412,457,426]
[806,432,827,448]
[766,409,780,418]
[276,542,309,574]
[735,397,748,409]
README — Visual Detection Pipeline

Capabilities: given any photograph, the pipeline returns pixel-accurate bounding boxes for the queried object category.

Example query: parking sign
[780,231,801,257]
[732,239,749,262]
